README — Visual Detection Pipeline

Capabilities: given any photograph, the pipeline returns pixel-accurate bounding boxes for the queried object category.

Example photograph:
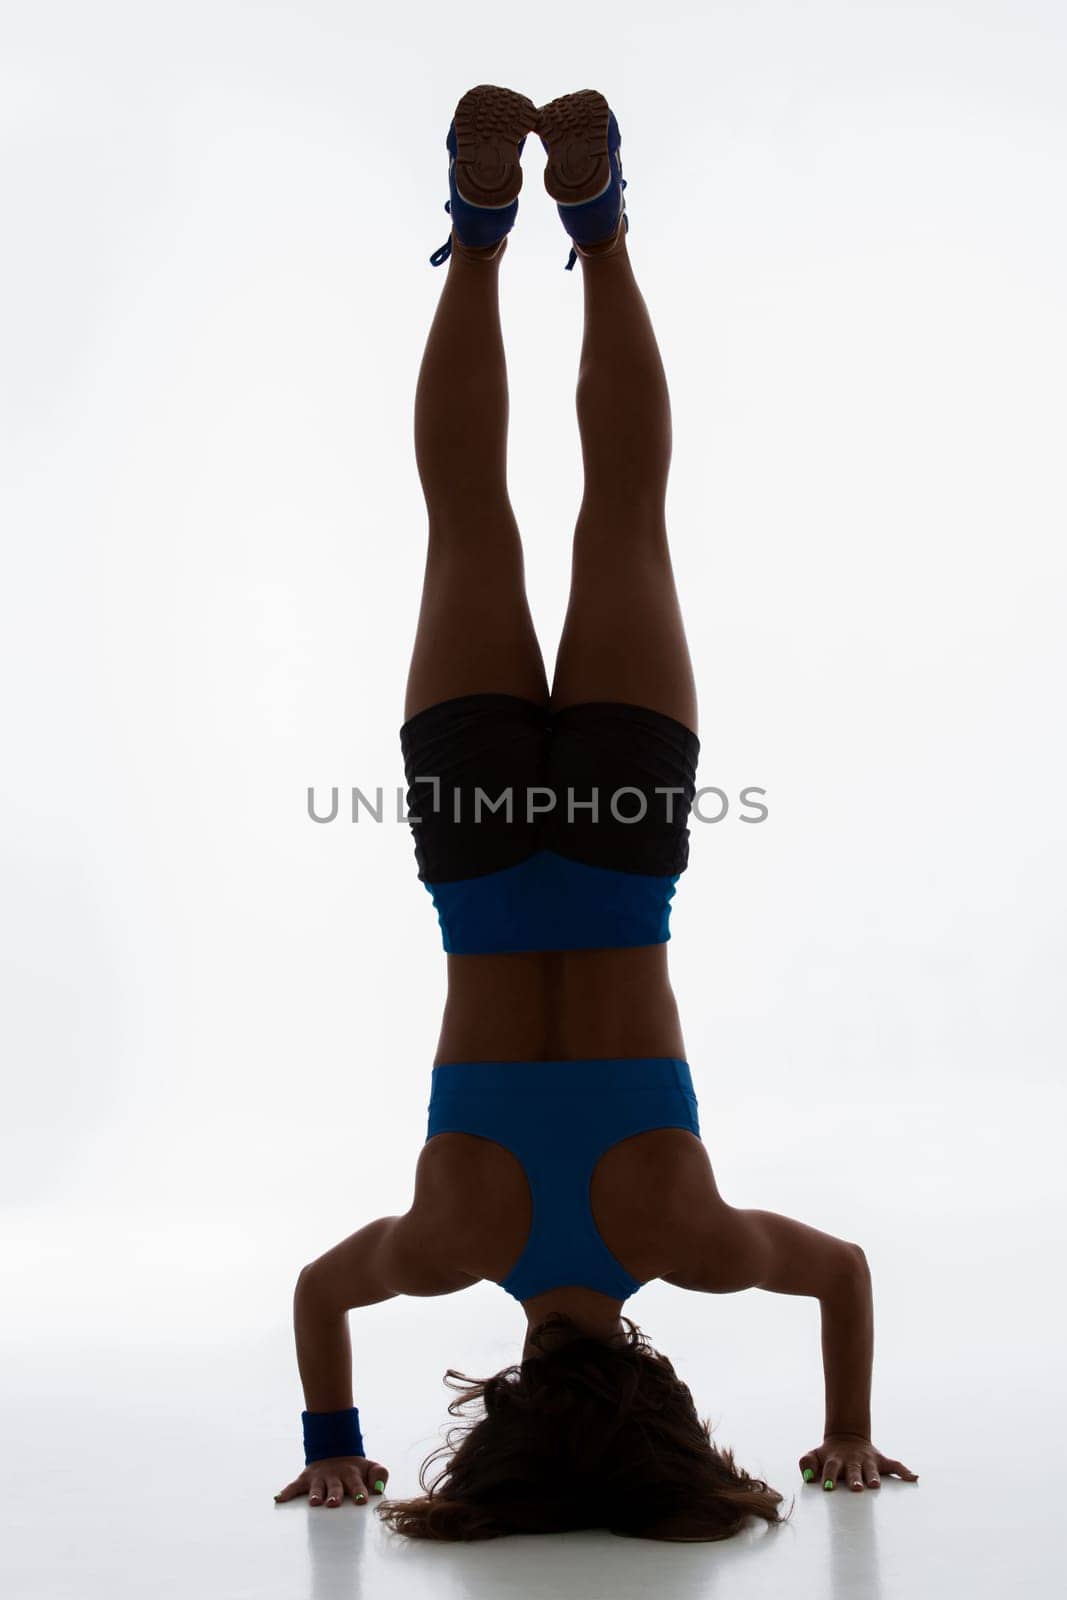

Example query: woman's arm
[666,1201,917,1485]
[664,1203,872,1436]
[275,1211,475,1509]
[817,1245,873,1439]
[295,1211,478,1411]
[294,1218,399,1412]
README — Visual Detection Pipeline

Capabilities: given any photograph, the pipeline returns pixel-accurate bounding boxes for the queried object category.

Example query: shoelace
[430,200,454,267]
[563,178,628,271]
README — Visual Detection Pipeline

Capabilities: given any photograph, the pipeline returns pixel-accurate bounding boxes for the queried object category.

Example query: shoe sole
[538,88,612,205]
[453,85,538,209]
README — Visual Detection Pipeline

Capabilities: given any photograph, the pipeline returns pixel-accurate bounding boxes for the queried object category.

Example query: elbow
[818,1240,870,1304]
[294,1261,350,1320]
[295,1261,326,1306]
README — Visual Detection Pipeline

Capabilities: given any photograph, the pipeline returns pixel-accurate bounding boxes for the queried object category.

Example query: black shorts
[400,694,700,881]
[399,695,700,953]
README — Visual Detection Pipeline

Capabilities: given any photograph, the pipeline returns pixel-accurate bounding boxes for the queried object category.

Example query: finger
[324,1474,344,1508]
[821,1455,842,1490]
[798,1451,819,1483]
[880,1457,919,1481]
[308,1474,326,1506]
[366,1462,389,1494]
[864,1462,882,1488]
[846,1457,864,1492]
[343,1471,368,1505]
[274,1478,306,1503]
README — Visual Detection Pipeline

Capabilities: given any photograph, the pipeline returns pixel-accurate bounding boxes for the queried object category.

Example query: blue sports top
[425,1057,701,1302]
[424,849,680,956]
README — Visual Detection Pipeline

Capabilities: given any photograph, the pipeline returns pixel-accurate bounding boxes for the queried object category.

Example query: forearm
[294,1271,355,1413]
[819,1250,874,1438]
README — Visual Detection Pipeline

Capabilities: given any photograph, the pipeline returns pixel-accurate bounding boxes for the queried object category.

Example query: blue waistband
[425,1057,700,1302]
[428,1056,696,1098]
[425,849,679,955]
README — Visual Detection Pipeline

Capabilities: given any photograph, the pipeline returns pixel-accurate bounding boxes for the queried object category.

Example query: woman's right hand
[798,1435,917,1491]
[274,1454,390,1507]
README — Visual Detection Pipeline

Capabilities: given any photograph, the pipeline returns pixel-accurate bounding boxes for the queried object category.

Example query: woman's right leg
[405,237,548,720]
[549,223,697,733]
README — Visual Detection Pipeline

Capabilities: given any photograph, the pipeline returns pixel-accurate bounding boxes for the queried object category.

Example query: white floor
[2,1239,1061,1600]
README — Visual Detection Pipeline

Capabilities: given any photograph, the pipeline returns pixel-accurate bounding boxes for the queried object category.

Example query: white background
[2,2,1065,1596]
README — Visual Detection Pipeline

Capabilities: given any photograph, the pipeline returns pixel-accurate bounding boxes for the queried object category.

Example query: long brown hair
[377,1313,791,1541]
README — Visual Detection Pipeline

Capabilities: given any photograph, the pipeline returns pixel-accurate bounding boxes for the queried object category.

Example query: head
[376,1313,789,1541]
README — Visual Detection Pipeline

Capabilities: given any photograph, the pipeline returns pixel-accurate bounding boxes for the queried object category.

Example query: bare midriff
[434,945,686,1064]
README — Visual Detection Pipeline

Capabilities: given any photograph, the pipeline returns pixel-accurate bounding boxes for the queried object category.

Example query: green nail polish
[374,1479,385,1493]
[824,1479,835,1491]
[803,1467,814,1482]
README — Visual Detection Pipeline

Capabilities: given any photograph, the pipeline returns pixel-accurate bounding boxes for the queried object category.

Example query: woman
[274,86,918,1541]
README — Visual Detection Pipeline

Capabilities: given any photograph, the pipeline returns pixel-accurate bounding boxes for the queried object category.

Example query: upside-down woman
[274,85,918,1541]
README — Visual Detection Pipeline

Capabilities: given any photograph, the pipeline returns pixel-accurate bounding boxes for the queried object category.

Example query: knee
[572,502,671,559]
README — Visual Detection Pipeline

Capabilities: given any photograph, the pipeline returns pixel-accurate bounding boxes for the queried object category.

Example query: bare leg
[550,226,698,732]
[405,237,548,721]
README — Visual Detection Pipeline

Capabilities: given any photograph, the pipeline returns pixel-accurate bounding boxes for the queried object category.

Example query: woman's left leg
[405,237,548,721]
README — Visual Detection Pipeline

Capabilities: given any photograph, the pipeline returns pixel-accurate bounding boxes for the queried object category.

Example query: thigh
[549,514,698,733]
[404,510,549,722]
[543,700,699,877]
[400,692,549,886]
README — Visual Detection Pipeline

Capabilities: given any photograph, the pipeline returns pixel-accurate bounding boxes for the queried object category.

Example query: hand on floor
[274,1454,390,1508]
[799,1434,918,1492]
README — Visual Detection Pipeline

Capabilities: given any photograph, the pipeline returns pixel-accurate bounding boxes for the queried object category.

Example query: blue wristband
[302,1406,365,1465]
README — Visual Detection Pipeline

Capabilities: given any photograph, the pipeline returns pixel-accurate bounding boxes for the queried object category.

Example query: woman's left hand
[274,1454,390,1507]
[799,1434,919,1491]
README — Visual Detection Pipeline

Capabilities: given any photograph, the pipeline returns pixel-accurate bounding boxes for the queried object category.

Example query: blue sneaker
[537,89,628,270]
[429,85,538,266]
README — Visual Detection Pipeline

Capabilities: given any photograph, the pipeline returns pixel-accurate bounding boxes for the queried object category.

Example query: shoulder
[411,1132,532,1285]
[601,1133,756,1292]
[415,1129,527,1215]
[384,1136,503,1295]
[588,1128,748,1289]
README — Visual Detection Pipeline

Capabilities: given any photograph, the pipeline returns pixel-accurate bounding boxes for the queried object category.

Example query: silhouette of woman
[275,86,918,1540]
